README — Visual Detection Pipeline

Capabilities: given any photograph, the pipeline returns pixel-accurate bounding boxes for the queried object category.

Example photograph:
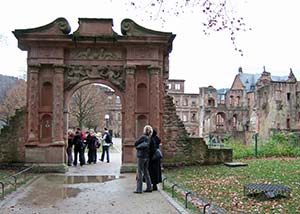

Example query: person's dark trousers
[67,146,73,166]
[88,149,97,163]
[82,144,86,164]
[79,148,85,166]
[100,145,110,162]
[87,149,93,164]
[136,158,152,193]
[92,149,97,163]
[73,148,81,166]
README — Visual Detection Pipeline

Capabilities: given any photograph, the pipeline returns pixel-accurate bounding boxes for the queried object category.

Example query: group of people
[134,125,162,193]
[67,127,113,167]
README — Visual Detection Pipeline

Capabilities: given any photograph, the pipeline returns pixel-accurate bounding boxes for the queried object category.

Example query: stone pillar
[149,66,161,130]
[52,65,65,144]
[27,64,40,144]
[121,65,136,172]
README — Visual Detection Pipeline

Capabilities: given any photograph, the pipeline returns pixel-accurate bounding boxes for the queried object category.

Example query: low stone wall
[0,108,26,164]
[162,137,232,168]
[206,147,232,164]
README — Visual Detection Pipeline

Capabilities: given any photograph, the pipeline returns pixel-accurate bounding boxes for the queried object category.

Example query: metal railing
[0,164,40,199]
[162,175,226,214]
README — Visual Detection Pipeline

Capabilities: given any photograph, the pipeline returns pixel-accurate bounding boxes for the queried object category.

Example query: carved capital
[124,65,136,75]
[28,64,41,73]
[53,64,67,73]
[148,65,161,75]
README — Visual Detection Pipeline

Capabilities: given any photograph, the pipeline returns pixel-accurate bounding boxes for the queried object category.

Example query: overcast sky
[0,0,299,93]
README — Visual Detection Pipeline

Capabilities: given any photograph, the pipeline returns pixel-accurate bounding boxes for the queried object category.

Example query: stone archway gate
[13,18,175,172]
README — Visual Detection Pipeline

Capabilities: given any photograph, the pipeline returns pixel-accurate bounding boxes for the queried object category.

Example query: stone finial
[238,67,243,74]
[288,68,297,82]
[263,66,266,72]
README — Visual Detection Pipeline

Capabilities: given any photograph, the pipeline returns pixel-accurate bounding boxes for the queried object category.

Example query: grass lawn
[164,158,300,213]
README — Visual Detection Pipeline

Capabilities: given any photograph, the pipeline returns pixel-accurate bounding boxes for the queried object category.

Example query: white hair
[143,125,153,136]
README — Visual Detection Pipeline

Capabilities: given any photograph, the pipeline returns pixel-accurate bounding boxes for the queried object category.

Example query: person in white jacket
[100,127,112,163]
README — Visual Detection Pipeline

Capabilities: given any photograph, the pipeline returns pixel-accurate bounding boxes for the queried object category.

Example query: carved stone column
[52,65,65,144]
[123,65,136,142]
[27,64,40,143]
[121,65,136,172]
[149,66,162,131]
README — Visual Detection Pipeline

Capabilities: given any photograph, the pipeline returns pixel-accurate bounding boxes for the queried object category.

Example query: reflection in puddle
[18,175,124,207]
[45,174,125,184]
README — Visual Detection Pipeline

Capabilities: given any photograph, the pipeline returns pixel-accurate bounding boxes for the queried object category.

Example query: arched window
[208,98,215,107]
[236,96,240,106]
[230,95,234,106]
[41,82,53,107]
[216,112,225,129]
[232,114,237,129]
[137,83,148,110]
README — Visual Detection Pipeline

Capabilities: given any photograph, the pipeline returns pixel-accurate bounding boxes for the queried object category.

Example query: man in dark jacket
[73,131,85,166]
[134,125,153,194]
[86,129,99,164]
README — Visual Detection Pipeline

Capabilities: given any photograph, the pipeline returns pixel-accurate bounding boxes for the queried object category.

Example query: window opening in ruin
[230,96,234,106]
[191,113,196,121]
[232,115,237,129]
[183,114,187,122]
[208,98,214,107]
[236,96,240,107]
[287,118,290,129]
[216,113,225,129]
[183,98,188,106]
[287,93,291,101]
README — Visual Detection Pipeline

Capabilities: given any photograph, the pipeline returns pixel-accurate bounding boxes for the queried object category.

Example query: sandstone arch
[13,17,175,172]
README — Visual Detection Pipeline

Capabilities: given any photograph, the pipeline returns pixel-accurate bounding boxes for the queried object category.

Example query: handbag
[152,148,163,160]
[136,141,149,150]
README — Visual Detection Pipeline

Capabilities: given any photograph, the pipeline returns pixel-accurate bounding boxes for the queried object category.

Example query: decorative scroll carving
[69,48,122,60]
[121,18,173,37]
[64,65,125,91]
[55,18,71,34]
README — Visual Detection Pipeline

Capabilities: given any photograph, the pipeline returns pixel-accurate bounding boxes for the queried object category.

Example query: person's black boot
[152,184,158,191]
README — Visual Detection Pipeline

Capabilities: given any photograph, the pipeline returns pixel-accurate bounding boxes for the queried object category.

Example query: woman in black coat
[148,128,162,190]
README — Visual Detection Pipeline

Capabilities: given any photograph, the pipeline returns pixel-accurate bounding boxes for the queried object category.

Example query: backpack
[104,132,113,144]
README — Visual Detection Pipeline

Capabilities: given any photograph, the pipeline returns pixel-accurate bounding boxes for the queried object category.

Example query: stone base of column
[120,163,137,173]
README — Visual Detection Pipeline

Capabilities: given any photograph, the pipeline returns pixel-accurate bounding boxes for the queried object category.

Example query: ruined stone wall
[257,81,299,141]
[162,95,232,166]
[0,108,26,163]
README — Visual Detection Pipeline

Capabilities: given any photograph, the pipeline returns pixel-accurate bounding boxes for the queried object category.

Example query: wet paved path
[0,138,182,214]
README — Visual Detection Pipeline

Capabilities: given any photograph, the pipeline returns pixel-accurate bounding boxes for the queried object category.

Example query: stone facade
[171,67,300,144]
[202,67,300,144]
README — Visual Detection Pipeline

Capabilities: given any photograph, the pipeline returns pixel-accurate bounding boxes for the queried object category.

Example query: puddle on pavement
[45,174,125,184]
[18,175,124,207]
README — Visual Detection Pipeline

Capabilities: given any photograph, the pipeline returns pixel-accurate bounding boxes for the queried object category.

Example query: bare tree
[0,79,27,125]
[69,84,110,131]
[125,0,250,55]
